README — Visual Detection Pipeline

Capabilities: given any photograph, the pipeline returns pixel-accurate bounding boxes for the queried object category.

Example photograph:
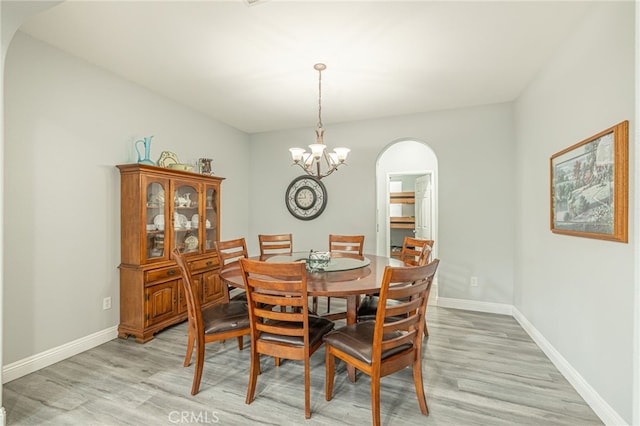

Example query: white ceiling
[17,0,595,134]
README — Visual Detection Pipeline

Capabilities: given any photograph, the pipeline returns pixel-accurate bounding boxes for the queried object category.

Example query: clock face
[285,176,327,220]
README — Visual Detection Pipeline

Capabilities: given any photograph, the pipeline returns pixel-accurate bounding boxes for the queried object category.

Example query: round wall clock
[285,175,328,220]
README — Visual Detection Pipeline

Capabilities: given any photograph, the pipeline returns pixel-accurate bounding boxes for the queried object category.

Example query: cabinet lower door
[145,281,178,326]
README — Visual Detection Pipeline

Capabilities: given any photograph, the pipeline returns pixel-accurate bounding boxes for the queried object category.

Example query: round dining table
[219,253,404,382]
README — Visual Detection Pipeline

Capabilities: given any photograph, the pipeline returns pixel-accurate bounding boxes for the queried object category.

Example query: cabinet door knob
[206,261,213,266]
[167,269,177,276]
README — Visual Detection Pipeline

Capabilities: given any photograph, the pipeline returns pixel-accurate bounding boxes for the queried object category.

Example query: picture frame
[550,120,628,242]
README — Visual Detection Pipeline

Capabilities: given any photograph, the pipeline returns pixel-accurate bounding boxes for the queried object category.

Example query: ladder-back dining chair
[214,238,249,301]
[258,233,293,258]
[171,248,250,395]
[324,259,440,426]
[358,237,435,336]
[239,258,335,419]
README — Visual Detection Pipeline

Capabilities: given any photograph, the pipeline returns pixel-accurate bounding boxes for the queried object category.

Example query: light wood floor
[4,304,602,425]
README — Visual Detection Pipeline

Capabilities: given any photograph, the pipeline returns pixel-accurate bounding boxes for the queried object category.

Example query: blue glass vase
[135,136,156,165]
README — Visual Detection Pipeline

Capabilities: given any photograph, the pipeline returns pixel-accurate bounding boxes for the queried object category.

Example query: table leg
[346,295,357,382]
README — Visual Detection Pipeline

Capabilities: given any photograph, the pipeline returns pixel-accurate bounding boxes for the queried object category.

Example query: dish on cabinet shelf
[174,213,189,228]
[153,214,164,227]
[157,151,179,168]
[184,235,198,251]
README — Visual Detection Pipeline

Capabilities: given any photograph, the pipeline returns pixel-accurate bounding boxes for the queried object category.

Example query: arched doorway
[375,139,438,294]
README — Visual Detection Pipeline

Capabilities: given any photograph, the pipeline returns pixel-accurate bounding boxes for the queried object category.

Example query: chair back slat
[258,234,293,257]
[257,322,306,337]
[380,330,416,351]
[257,308,305,323]
[384,298,422,318]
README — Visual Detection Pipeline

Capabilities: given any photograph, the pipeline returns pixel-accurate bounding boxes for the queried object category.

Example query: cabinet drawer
[145,266,180,284]
[189,257,219,273]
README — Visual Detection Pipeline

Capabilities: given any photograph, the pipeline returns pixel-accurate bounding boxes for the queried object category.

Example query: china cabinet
[117,164,225,343]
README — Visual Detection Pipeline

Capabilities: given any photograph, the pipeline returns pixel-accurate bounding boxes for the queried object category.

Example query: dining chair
[324,259,440,426]
[214,238,249,301]
[258,233,293,258]
[314,234,366,318]
[399,236,434,266]
[329,234,365,256]
[358,237,435,336]
[171,248,250,395]
[239,258,335,419]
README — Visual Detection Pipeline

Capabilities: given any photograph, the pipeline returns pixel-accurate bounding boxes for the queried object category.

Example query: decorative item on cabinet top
[198,158,214,175]
[135,136,155,166]
[157,150,193,171]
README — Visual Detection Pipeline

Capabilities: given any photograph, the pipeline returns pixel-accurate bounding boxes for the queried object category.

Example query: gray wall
[514,2,636,422]
[3,32,251,364]
[248,103,516,305]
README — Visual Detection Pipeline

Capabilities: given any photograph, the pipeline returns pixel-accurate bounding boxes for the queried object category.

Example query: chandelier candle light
[289,63,350,179]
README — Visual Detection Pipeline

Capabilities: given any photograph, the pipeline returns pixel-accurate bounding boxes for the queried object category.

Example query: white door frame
[384,170,434,257]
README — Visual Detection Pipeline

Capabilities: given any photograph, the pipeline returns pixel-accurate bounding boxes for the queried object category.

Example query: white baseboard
[2,326,118,384]
[512,307,626,426]
[436,296,513,315]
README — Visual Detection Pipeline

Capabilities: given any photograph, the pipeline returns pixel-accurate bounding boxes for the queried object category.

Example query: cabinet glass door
[145,180,167,261]
[174,182,200,254]
[203,185,219,253]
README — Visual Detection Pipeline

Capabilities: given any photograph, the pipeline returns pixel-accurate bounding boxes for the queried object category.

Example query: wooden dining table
[219,253,404,381]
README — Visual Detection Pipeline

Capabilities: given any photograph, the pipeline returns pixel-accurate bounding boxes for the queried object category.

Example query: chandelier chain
[317,67,323,129]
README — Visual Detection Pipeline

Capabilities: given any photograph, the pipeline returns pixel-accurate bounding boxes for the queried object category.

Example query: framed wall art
[550,120,628,242]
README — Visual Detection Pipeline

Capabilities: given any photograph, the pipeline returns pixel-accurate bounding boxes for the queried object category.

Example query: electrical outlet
[470,276,479,287]
[103,297,112,310]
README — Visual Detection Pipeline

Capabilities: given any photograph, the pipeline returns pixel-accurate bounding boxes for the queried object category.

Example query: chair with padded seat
[258,233,293,259]
[239,258,335,419]
[312,234,365,318]
[171,248,250,395]
[324,259,440,426]
[214,238,250,301]
[358,237,435,336]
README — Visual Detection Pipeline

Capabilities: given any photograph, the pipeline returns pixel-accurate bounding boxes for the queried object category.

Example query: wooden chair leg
[304,358,311,419]
[413,358,429,415]
[371,376,381,426]
[191,340,205,395]
[423,321,429,337]
[184,326,195,367]
[236,335,244,350]
[246,350,260,404]
[311,296,318,314]
[325,348,335,401]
